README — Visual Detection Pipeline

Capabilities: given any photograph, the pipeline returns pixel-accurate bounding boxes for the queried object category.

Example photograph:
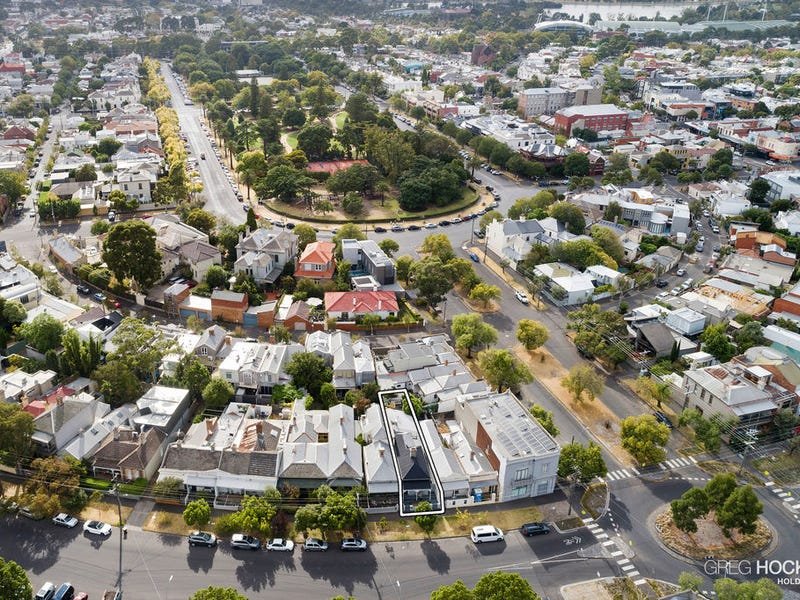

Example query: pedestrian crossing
[582,516,648,590]
[600,455,698,483]
[764,481,800,525]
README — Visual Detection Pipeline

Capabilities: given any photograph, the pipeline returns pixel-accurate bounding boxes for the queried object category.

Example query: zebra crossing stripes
[601,456,696,483]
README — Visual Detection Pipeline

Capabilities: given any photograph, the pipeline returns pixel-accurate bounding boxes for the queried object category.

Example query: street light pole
[112,476,124,599]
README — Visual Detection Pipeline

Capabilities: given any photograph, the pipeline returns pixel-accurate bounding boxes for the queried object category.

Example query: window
[198,347,208,356]
[514,468,529,481]
[541,462,549,474]
[138,183,143,190]
[225,372,232,380]
[510,485,529,498]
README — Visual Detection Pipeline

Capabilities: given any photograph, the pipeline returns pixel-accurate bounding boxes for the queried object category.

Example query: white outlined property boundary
[377,389,446,517]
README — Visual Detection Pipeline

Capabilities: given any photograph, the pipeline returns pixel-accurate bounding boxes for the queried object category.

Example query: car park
[231,534,261,550]
[515,291,529,305]
[303,537,329,552]
[520,522,550,536]
[52,513,79,528]
[188,531,217,547]
[470,525,504,543]
[654,411,674,429]
[267,538,295,552]
[83,520,112,536]
[340,537,368,551]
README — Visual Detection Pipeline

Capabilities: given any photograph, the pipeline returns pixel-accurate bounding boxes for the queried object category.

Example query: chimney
[470,450,476,461]
[378,300,382,311]
[378,447,385,457]
[339,415,344,425]
[410,446,417,458]
[342,440,347,453]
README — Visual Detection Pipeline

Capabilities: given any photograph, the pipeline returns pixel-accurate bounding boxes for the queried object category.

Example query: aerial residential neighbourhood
[1,1,800,599]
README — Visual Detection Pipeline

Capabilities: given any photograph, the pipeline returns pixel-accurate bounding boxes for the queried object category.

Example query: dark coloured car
[76,285,90,295]
[374,226,387,233]
[520,522,550,537]
[438,220,451,227]
[407,224,421,231]
[653,411,674,429]
[53,583,74,600]
[285,222,295,229]
[655,279,668,288]
[469,252,480,263]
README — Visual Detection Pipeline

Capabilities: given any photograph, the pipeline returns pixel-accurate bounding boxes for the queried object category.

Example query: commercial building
[553,104,630,136]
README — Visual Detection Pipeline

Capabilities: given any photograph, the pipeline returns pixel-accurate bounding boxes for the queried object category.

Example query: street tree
[419,234,455,262]
[716,485,762,536]
[451,313,498,358]
[468,282,501,308]
[183,498,212,530]
[430,580,474,600]
[620,414,670,465]
[517,319,549,351]
[27,456,87,514]
[190,588,249,600]
[414,501,439,537]
[202,377,234,408]
[561,365,604,404]
[17,312,64,353]
[103,220,162,290]
[530,404,559,437]
[677,572,703,592]
[678,409,730,453]
[0,557,32,600]
[477,349,533,392]
[557,442,607,482]
[634,376,672,409]
[285,352,333,399]
[671,487,709,533]
[229,494,278,537]
[472,571,541,600]
[0,171,27,204]
[714,577,781,600]
[700,322,736,363]
[479,209,503,233]
[704,473,738,511]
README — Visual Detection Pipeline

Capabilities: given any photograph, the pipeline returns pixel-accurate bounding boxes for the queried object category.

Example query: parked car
[676,268,686,277]
[34,582,56,600]
[188,531,217,547]
[653,411,674,429]
[231,534,261,550]
[450,217,462,224]
[340,537,368,551]
[92,292,107,303]
[302,537,329,552]
[474,230,485,239]
[655,279,668,288]
[267,538,295,552]
[53,583,74,600]
[83,520,112,536]
[373,226,387,233]
[407,224,421,231]
[391,224,405,232]
[520,522,550,537]
[76,285,90,295]
[515,291,529,305]
[470,525,504,544]
[19,506,43,520]
[52,513,79,528]
[425,222,437,229]
[670,286,682,295]
[438,220,451,227]
[469,252,480,263]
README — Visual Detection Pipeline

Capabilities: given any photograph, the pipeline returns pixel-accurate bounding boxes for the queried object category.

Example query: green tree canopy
[202,377,234,408]
[517,319,549,351]
[183,498,212,529]
[558,442,607,482]
[451,313,498,358]
[17,312,64,352]
[477,349,533,392]
[285,352,333,399]
[620,414,670,465]
[102,220,162,290]
[562,365,605,404]
[0,557,32,600]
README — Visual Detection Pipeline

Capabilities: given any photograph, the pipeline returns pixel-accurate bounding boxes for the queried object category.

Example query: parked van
[34,582,56,600]
[470,525,504,544]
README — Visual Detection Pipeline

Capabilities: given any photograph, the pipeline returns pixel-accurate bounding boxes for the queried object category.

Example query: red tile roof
[295,241,336,280]
[324,291,399,315]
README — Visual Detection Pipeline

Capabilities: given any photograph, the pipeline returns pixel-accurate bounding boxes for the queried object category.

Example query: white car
[83,520,112,536]
[515,291,529,305]
[267,538,294,552]
[302,537,329,552]
[676,268,687,276]
[231,534,261,550]
[52,513,78,528]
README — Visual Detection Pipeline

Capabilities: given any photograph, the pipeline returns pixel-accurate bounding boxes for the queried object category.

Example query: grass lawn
[395,187,479,220]
[285,132,298,149]
[334,111,349,130]
[753,450,800,485]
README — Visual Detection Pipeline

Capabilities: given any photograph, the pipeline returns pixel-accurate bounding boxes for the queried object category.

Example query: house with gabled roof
[91,427,167,482]
[295,241,336,283]
[324,291,399,321]
[234,227,298,285]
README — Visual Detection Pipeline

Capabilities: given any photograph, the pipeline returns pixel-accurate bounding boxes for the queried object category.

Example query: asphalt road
[160,62,245,225]
[1,515,621,600]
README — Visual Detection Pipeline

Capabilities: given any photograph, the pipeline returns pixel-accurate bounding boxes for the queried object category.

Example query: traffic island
[654,508,773,561]
[561,577,681,600]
